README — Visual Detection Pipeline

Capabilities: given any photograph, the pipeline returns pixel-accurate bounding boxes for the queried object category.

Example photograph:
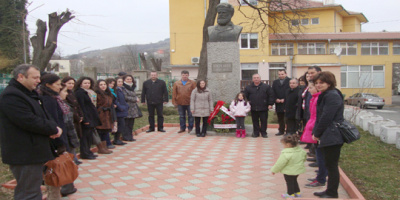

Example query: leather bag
[43,152,79,187]
[335,120,361,144]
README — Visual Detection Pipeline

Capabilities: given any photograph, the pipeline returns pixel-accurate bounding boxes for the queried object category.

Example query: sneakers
[281,193,295,198]
[294,192,301,198]
[307,178,316,182]
[305,180,326,187]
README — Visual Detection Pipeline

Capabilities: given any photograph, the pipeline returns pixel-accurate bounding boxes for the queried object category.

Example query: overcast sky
[26,0,400,56]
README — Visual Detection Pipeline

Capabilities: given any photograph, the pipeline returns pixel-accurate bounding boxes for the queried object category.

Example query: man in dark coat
[0,64,62,200]
[141,71,169,132]
[272,69,290,136]
[284,78,300,135]
[244,74,275,138]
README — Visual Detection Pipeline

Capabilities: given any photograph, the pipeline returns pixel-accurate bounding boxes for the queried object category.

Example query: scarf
[56,96,70,115]
[123,83,135,91]
[301,86,309,110]
[110,87,117,98]
[83,88,97,106]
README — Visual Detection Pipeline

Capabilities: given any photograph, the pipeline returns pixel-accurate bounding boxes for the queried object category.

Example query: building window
[393,42,400,55]
[329,42,357,55]
[301,18,309,25]
[311,18,319,24]
[298,43,326,55]
[240,0,258,6]
[291,19,299,26]
[241,63,258,80]
[269,63,286,81]
[240,33,258,49]
[361,42,389,55]
[341,65,385,88]
[271,43,294,55]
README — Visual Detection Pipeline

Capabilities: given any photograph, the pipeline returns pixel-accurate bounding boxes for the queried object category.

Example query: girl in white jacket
[230,92,251,138]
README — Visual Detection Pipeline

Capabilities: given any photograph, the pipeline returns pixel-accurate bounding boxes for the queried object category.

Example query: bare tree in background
[139,53,149,70]
[150,57,162,71]
[30,10,74,71]
[197,0,309,80]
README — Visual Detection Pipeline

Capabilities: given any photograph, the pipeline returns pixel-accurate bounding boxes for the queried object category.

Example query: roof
[269,0,368,23]
[269,32,400,41]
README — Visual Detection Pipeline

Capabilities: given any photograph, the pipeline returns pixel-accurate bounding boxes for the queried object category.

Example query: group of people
[0,64,169,199]
[0,64,345,199]
[269,67,345,199]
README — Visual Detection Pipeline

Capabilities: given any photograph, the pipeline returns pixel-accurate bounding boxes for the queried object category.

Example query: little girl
[229,92,251,138]
[271,134,307,198]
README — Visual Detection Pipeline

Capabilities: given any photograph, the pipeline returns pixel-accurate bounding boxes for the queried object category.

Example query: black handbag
[335,120,361,143]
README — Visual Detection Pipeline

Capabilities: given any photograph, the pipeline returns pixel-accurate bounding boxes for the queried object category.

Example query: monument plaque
[212,63,233,73]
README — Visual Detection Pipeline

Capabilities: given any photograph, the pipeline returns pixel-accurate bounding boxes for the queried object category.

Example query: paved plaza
[64,126,350,200]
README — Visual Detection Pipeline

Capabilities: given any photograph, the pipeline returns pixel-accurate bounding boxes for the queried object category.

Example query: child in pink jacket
[230,92,251,138]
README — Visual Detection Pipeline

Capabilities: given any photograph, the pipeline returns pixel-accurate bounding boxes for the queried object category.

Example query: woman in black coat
[74,77,101,160]
[312,72,344,199]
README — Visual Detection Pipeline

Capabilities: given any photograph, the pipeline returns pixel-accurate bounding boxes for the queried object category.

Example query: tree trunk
[197,0,220,81]
[30,10,74,71]
[139,53,149,70]
[150,58,162,71]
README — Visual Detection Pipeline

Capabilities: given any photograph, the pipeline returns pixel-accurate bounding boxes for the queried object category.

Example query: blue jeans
[178,105,194,131]
[316,145,328,184]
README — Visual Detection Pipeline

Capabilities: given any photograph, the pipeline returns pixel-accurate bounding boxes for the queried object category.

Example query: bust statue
[208,3,243,42]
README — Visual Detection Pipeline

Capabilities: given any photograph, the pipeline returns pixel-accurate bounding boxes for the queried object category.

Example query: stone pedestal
[207,42,240,103]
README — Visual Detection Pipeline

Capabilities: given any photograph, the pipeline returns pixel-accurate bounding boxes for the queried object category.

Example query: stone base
[207,42,241,103]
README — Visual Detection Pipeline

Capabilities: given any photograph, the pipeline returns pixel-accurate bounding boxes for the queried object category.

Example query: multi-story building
[169,0,400,103]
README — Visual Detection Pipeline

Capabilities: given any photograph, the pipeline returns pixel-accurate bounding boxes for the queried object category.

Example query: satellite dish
[334,46,342,56]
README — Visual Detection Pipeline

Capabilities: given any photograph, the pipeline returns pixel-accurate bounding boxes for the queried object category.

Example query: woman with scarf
[39,74,78,198]
[105,78,118,149]
[121,75,141,141]
[61,76,84,165]
[74,77,101,160]
[110,77,129,145]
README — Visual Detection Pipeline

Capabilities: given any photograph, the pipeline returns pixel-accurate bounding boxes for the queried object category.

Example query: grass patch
[340,127,400,200]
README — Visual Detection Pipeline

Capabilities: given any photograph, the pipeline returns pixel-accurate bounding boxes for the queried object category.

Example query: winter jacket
[115,87,129,118]
[284,87,300,119]
[62,102,80,149]
[141,79,168,104]
[312,89,345,148]
[229,100,251,117]
[302,92,321,143]
[295,85,306,120]
[96,93,114,130]
[272,77,290,113]
[244,82,274,112]
[74,87,101,128]
[190,88,213,117]
[271,146,307,175]
[0,79,58,165]
[172,79,196,106]
[122,84,141,118]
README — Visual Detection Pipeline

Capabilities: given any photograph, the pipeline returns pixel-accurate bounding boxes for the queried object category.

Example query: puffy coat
[0,79,58,165]
[141,79,168,104]
[190,88,213,117]
[312,89,345,148]
[172,79,196,106]
[229,100,251,117]
[272,77,290,112]
[115,87,129,118]
[271,146,307,175]
[96,93,114,130]
[244,82,274,112]
[122,84,141,118]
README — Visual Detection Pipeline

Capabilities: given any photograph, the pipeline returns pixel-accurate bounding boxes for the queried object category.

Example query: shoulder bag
[335,120,361,144]
[43,152,79,187]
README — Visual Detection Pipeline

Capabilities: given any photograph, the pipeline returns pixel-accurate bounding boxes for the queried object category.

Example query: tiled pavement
[64,127,350,200]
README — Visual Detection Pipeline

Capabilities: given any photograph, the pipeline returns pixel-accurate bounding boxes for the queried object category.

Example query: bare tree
[197,0,309,80]
[150,57,162,71]
[122,45,139,71]
[139,53,149,70]
[30,9,74,71]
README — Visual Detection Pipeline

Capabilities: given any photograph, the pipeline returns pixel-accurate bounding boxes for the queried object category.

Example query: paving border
[1,123,365,200]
